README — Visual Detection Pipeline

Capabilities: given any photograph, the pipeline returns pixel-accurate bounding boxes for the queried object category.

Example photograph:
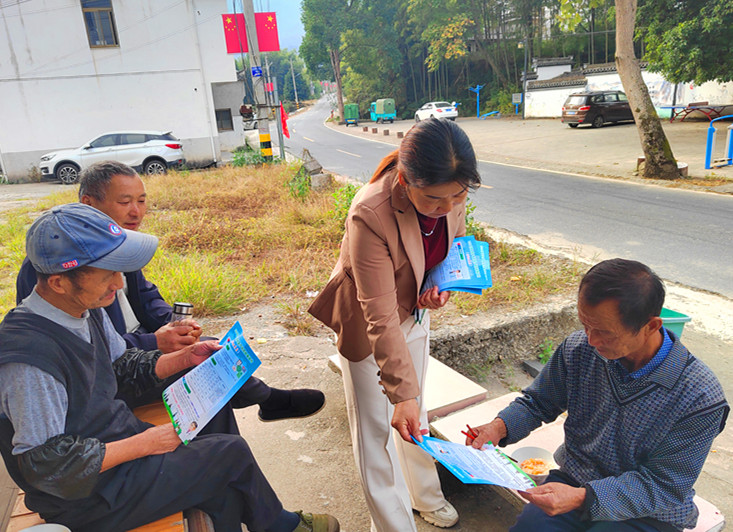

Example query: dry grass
[0,164,583,327]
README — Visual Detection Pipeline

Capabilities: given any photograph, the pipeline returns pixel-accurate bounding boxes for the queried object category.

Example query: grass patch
[0,165,583,323]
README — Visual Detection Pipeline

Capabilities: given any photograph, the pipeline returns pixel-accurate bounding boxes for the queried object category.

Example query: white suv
[40,131,185,184]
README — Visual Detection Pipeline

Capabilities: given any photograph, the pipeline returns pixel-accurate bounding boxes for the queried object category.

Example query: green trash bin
[660,307,691,337]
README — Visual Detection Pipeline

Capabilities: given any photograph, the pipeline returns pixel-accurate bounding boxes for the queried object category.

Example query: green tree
[300,0,355,121]
[639,0,733,84]
[615,0,679,179]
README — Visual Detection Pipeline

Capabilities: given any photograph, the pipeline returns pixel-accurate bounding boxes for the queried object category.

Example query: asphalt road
[284,98,733,299]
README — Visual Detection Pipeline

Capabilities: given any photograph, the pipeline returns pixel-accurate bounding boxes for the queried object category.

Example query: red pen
[461,424,479,441]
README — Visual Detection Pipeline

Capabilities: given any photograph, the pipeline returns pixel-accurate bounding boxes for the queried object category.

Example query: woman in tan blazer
[309,119,481,532]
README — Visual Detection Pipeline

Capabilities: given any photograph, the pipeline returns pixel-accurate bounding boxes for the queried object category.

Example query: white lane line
[337,149,362,158]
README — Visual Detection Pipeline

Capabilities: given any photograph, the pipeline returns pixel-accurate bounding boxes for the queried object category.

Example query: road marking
[337,149,362,158]
[480,184,493,189]
[303,136,314,142]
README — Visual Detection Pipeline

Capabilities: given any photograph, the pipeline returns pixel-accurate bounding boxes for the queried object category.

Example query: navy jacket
[16,257,171,351]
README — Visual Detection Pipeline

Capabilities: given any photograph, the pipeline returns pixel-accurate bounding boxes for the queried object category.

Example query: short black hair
[78,161,138,202]
[579,258,665,333]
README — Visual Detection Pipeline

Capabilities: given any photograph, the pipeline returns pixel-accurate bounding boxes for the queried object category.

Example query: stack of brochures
[422,235,492,295]
[163,322,260,444]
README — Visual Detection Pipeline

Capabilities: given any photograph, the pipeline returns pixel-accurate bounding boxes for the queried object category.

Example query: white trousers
[340,312,446,532]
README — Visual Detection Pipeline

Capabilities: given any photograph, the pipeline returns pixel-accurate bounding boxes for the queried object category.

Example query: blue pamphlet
[163,322,261,444]
[422,236,492,295]
[413,436,535,490]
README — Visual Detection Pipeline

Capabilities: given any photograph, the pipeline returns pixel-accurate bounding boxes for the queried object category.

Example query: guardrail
[704,115,733,170]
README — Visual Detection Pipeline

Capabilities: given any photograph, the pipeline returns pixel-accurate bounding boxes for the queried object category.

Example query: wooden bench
[5,402,214,532]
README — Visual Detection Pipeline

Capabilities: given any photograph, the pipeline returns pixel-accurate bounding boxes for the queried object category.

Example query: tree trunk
[615,0,679,179]
[329,48,345,124]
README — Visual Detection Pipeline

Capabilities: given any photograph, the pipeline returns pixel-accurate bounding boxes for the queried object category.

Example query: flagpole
[242,0,272,161]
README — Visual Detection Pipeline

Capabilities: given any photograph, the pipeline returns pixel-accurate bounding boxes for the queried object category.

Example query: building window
[215,109,234,132]
[82,0,119,47]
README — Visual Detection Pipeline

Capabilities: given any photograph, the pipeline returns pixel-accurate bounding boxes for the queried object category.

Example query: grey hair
[78,161,138,201]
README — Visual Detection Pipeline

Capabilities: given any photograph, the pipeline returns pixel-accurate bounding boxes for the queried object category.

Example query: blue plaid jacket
[499,329,728,530]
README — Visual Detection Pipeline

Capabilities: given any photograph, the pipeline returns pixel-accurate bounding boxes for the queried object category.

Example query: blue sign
[251,66,262,78]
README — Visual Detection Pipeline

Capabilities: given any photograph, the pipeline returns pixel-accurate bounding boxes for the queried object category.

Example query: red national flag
[222,12,280,54]
[280,103,290,138]
[255,12,280,52]
[222,14,247,53]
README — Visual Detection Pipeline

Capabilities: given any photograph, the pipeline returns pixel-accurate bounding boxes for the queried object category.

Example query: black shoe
[258,389,326,422]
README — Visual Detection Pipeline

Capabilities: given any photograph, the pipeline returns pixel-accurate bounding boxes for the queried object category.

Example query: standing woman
[309,119,481,532]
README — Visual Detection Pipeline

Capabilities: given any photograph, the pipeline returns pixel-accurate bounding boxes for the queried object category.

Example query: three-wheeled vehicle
[370,98,396,123]
[344,103,359,126]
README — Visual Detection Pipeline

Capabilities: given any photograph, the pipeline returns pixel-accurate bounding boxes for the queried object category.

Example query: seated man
[469,258,728,532]
[17,160,324,420]
[0,203,339,532]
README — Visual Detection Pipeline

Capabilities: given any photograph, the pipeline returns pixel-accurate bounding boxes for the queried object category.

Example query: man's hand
[154,319,202,353]
[518,483,586,516]
[417,287,450,310]
[101,424,181,472]
[183,340,221,367]
[392,398,426,443]
[468,418,507,449]
[154,340,221,380]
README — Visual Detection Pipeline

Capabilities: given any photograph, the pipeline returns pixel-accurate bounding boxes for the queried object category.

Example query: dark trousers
[51,433,282,532]
[121,374,272,412]
[510,472,679,532]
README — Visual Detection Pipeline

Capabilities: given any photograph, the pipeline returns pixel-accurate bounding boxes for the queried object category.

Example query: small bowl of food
[510,446,556,485]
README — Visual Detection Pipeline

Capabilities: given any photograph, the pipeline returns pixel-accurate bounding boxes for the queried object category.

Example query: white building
[0,0,249,182]
[526,62,733,119]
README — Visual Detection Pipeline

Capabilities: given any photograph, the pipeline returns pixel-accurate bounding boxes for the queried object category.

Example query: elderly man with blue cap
[0,204,339,532]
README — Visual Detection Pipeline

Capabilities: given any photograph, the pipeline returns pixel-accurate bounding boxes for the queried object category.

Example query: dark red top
[417,212,448,273]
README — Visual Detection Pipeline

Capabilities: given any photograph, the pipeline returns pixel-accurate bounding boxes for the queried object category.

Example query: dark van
[561,90,634,128]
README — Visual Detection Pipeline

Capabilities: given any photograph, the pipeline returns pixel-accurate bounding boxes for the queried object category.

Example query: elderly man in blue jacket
[17,160,324,421]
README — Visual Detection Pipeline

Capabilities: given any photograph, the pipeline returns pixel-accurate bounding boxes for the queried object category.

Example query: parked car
[39,130,185,184]
[561,91,634,128]
[414,101,458,122]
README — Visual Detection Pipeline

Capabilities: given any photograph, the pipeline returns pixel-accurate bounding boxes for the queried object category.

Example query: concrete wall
[0,0,237,181]
[536,64,572,81]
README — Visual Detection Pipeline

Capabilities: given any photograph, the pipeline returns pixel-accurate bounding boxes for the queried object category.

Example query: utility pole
[289,56,299,109]
[273,77,286,159]
[242,0,272,161]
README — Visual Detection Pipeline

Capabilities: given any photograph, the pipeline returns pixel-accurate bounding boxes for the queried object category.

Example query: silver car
[40,130,185,184]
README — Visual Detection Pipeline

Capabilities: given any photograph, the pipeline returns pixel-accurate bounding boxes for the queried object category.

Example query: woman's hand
[391,398,427,443]
[417,286,450,310]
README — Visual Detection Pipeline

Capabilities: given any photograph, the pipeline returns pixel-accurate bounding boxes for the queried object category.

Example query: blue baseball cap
[26,203,158,274]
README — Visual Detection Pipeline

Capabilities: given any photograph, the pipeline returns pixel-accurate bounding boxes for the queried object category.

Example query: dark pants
[121,373,272,412]
[510,472,679,532]
[50,433,282,532]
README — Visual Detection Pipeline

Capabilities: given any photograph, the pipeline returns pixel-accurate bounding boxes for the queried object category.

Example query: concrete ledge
[328,354,487,420]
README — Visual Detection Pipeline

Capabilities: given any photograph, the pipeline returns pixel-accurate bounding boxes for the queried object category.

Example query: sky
[229,0,306,52]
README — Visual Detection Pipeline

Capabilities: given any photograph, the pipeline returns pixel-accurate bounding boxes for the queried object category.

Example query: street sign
[512,93,523,104]
[251,66,263,78]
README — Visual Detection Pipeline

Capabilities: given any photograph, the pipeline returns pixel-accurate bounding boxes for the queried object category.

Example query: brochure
[422,235,492,295]
[413,436,535,490]
[162,322,261,444]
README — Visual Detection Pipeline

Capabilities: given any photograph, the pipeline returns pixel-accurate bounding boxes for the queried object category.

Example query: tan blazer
[309,171,465,403]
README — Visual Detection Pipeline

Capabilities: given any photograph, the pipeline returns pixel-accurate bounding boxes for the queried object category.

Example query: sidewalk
[329,116,733,192]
